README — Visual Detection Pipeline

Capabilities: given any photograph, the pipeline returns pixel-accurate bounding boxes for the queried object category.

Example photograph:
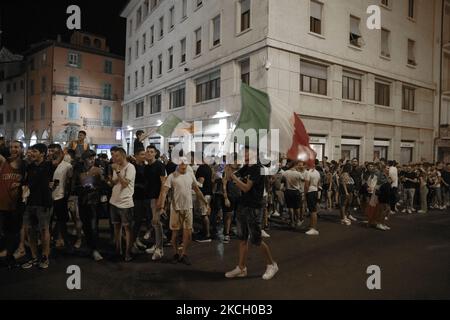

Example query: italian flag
[157,114,194,138]
[234,83,316,163]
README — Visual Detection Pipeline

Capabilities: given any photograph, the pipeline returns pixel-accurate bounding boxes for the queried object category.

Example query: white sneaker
[341,219,351,226]
[305,228,319,236]
[13,248,26,260]
[418,210,426,214]
[261,230,271,238]
[411,208,416,212]
[225,266,248,278]
[375,224,387,231]
[145,245,156,255]
[143,231,151,240]
[296,220,304,228]
[401,209,407,213]
[92,250,103,262]
[390,211,396,215]
[135,238,146,250]
[152,248,163,261]
[348,215,357,222]
[440,206,447,210]
[272,211,281,217]
[407,209,412,214]
[262,263,279,280]
[382,225,391,230]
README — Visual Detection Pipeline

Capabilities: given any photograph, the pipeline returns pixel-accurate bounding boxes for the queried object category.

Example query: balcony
[83,118,122,128]
[53,84,122,101]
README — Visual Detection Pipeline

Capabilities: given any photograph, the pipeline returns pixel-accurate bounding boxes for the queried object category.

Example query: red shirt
[0,161,24,211]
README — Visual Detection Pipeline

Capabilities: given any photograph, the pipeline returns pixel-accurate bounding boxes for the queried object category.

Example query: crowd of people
[0,131,449,281]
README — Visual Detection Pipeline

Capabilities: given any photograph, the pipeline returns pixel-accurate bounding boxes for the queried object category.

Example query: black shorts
[236,206,262,246]
[285,189,301,209]
[306,192,318,212]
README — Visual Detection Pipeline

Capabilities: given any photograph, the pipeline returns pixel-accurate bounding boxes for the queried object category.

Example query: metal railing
[83,118,122,128]
[52,84,122,101]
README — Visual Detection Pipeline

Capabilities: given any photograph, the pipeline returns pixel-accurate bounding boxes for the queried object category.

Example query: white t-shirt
[282,169,305,192]
[389,166,398,188]
[110,162,136,209]
[164,171,198,211]
[52,160,72,201]
[305,169,321,193]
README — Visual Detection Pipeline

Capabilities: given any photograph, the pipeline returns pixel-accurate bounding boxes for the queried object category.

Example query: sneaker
[135,238,147,250]
[261,230,271,238]
[152,248,163,261]
[401,209,407,213]
[407,209,412,214]
[440,206,447,210]
[262,262,279,280]
[0,250,6,258]
[143,231,151,240]
[341,219,351,226]
[411,208,416,212]
[195,237,212,243]
[296,220,304,228]
[131,244,141,255]
[225,266,248,278]
[172,254,180,264]
[124,255,133,262]
[13,248,26,260]
[272,211,281,217]
[375,224,388,231]
[223,235,230,243]
[305,228,319,236]
[92,250,103,262]
[39,256,49,269]
[382,225,391,230]
[145,245,156,255]
[178,254,191,266]
[390,211,396,215]
[74,238,82,249]
[22,258,39,269]
[348,215,357,222]
[417,210,426,214]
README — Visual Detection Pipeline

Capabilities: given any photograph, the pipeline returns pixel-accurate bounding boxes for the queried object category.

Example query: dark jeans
[210,194,224,235]
[133,199,151,238]
[236,206,262,246]
[52,198,70,245]
[79,203,99,251]
[0,210,23,258]
[389,187,398,211]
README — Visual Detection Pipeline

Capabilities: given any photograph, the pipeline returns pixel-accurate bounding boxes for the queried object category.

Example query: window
[41,76,46,93]
[136,40,139,59]
[408,0,415,19]
[195,28,202,55]
[168,47,174,70]
[69,77,79,95]
[103,83,112,99]
[150,94,162,114]
[68,52,81,67]
[105,60,113,74]
[212,15,221,46]
[128,47,132,65]
[402,86,415,111]
[83,36,91,46]
[13,82,16,91]
[129,19,133,37]
[141,66,145,86]
[169,6,175,29]
[13,110,17,122]
[381,28,390,57]
[144,0,149,17]
[158,55,163,75]
[29,106,34,121]
[300,60,327,95]
[160,17,164,38]
[342,73,361,101]
[149,60,154,81]
[94,39,101,48]
[135,71,138,88]
[7,111,10,123]
[180,38,186,63]
[375,81,390,106]
[42,52,47,65]
[151,0,157,11]
[170,86,185,109]
[102,106,112,126]
[7,83,11,93]
[136,101,144,118]
[137,7,142,27]
[196,0,203,8]
[0,70,3,80]
[30,58,35,71]
[182,0,188,18]
[408,39,416,65]
[150,26,155,45]
[68,103,79,120]
[20,108,24,121]
[0,95,3,105]
[310,1,322,34]
[240,59,250,85]
[29,80,35,96]
[240,0,251,32]
[196,71,221,102]
[20,80,24,90]
[127,76,131,94]
[349,16,362,47]
[381,0,389,6]
[142,34,147,53]
[40,102,45,119]
[0,113,3,125]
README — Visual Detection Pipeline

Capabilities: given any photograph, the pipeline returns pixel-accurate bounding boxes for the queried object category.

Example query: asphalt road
[0,209,449,300]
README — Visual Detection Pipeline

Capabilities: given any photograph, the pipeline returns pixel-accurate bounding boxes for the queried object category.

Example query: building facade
[121,0,440,163]
[0,48,26,142]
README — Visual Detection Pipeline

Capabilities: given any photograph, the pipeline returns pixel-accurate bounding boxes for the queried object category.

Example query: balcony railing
[83,118,122,128]
[53,84,122,101]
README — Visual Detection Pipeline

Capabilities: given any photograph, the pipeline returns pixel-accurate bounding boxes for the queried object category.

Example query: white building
[121,0,441,164]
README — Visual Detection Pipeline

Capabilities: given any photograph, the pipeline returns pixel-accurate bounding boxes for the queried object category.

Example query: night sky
[0,0,129,56]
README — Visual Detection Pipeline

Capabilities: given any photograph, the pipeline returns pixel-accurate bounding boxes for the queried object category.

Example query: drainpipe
[437,0,445,161]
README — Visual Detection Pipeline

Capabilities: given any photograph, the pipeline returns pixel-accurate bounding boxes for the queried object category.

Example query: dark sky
[0,0,129,56]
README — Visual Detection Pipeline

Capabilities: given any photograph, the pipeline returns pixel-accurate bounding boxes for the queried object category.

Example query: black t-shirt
[165,161,177,176]
[26,160,53,208]
[146,160,166,199]
[134,139,144,153]
[196,164,213,196]
[403,171,418,189]
[350,167,363,189]
[134,163,149,200]
[236,164,264,209]
[378,182,391,204]
[442,170,450,186]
